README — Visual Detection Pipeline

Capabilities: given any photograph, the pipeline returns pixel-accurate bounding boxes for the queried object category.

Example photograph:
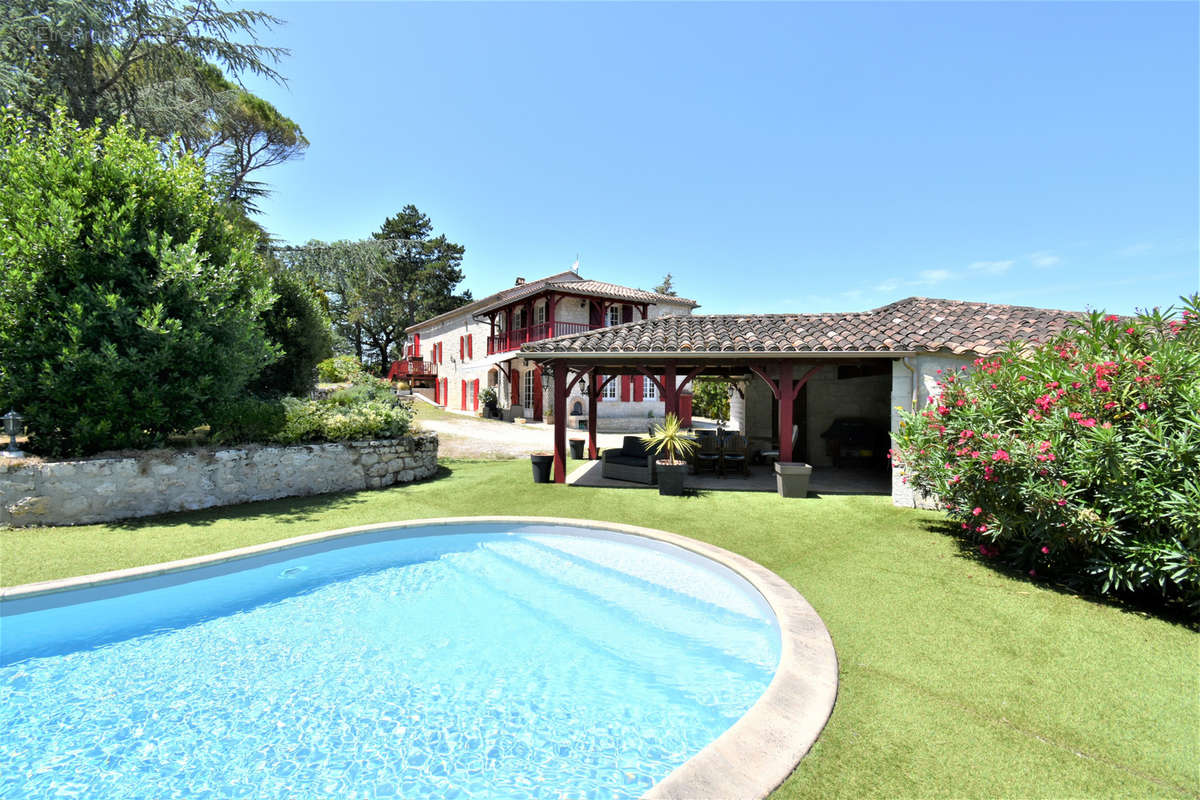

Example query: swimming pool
[0,519,836,800]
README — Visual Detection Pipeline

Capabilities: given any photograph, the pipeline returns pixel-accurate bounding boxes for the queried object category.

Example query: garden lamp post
[3,410,25,458]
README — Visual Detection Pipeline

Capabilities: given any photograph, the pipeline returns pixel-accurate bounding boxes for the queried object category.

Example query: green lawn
[2,459,1196,799]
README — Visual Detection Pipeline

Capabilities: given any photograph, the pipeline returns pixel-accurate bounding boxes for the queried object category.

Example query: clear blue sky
[243,2,1198,316]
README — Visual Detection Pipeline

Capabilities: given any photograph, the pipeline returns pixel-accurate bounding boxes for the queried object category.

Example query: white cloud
[917,269,953,284]
[968,260,1014,275]
[1118,242,1153,257]
[873,277,902,293]
[1029,251,1061,268]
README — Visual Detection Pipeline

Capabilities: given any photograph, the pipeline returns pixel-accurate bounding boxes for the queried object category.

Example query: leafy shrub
[691,377,731,423]
[0,110,275,456]
[251,271,334,398]
[209,397,286,444]
[317,355,369,383]
[893,298,1200,616]
[324,376,397,406]
[272,395,412,445]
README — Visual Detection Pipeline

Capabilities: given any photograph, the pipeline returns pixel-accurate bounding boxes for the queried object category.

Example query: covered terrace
[520,297,1083,499]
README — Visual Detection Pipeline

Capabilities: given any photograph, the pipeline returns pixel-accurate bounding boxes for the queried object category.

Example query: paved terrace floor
[567,460,890,495]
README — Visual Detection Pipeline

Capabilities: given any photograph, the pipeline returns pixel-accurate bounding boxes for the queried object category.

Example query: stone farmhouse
[395,270,698,430]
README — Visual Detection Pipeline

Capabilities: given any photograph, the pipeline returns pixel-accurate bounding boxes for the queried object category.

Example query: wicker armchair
[601,436,658,484]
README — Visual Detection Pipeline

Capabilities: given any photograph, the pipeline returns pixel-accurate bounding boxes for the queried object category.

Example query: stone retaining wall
[0,434,438,528]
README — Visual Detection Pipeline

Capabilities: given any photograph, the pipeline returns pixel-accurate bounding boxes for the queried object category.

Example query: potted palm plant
[641,413,698,496]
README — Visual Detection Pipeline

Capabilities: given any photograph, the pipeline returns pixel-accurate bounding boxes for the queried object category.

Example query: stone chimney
[514,277,525,285]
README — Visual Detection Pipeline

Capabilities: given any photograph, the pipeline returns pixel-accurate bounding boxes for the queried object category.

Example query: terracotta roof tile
[522,297,1083,357]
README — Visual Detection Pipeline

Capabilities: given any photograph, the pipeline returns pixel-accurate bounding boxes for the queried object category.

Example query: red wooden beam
[586,368,599,459]
[677,366,703,394]
[791,365,823,400]
[749,364,780,399]
[565,367,587,395]
[552,362,568,483]
[635,366,667,395]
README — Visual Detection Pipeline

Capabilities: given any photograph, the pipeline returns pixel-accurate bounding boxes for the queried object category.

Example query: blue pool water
[0,523,780,799]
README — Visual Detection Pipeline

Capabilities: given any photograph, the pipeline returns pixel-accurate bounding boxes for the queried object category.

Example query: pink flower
[1138,402,1148,411]
[1125,327,1135,334]
[1078,418,1097,428]
[1029,569,1037,577]
[1041,546,1050,554]
[977,524,988,533]
[1057,498,1067,506]
[992,449,1011,462]
[1018,375,1028,382]
[1104,314,1119,322]
[1059,479,1067,487]
[972,507,982,516]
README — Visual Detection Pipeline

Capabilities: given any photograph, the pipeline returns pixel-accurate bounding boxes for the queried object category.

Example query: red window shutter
[459,337,464,360]
[467,335,473,359]
[620,375,631,402]
[511,370,521,405]
[633,375,644,402]
[433,378,439,404]
[622,305,633,323]
[414,333,421,358]
[473,380,479,411]
[461,380,466,410]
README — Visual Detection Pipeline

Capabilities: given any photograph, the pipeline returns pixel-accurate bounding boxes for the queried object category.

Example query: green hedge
[0,110,275,456]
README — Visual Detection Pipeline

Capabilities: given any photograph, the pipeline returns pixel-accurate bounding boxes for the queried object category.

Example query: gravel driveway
[413,408,628,459]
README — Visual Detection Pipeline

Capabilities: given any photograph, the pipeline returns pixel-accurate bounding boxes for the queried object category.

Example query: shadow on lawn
[105,464,458,532]
[923,519,1197,629]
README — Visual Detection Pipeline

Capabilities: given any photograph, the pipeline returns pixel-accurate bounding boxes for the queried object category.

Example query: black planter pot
[568,438,585,459]
[530,453,554,483]
[484,400,498,419]
[657,462,688,496]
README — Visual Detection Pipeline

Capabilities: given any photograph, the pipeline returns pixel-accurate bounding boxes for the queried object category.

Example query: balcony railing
[487,321,599,355]
[387,358,437,381]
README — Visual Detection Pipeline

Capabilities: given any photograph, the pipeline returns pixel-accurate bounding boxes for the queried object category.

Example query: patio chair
[693,434,723,477]
[760,424,799,465]
[722,434,750,478]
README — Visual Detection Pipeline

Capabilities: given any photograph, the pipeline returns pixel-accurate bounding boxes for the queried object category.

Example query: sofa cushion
[621,436,650,458]
[606,453,649,468]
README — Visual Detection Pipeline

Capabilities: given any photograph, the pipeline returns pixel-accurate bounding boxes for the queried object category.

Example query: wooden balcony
[386,358,437,381]
[487,321,599,355]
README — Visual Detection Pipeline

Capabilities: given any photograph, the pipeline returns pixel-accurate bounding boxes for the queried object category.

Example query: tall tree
[277,207,472,369]
[654,273,678,296]
[0,0,304,209]
[1,0,283,129]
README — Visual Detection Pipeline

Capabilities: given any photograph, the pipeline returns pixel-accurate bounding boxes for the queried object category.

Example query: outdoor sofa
[601,436,657,484]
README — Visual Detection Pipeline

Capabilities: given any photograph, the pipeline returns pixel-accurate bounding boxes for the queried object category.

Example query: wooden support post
[553,362,568,483]
[587,369,598,459]
[663,364,679,418]
[778,361,794,463]
[548,293,559,338]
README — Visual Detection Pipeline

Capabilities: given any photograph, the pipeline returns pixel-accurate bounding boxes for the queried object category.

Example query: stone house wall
[0,434,438,528]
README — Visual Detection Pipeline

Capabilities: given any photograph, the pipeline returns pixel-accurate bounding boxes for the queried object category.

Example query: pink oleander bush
[893,297,1200,617]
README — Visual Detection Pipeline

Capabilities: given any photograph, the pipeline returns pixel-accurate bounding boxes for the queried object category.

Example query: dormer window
[534,301,546,326]
[607,305,621,327]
